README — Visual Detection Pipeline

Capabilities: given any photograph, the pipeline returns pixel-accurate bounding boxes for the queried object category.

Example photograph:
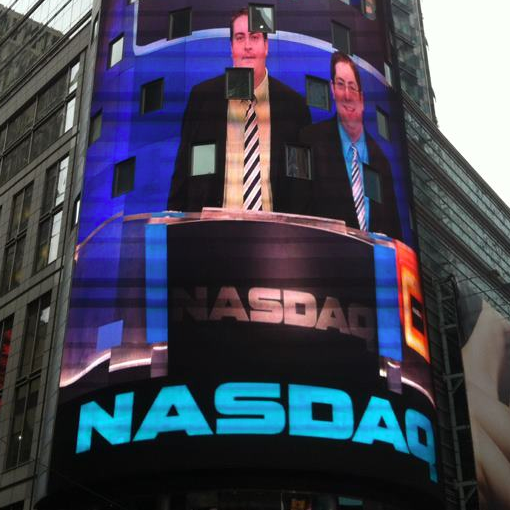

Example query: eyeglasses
[333,79,360,94]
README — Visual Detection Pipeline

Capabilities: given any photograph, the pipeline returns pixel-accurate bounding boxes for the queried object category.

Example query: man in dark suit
[168,8,311,213]
[300,52,402,240]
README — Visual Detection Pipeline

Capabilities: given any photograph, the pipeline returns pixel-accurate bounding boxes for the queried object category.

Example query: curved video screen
[49,0,441,506]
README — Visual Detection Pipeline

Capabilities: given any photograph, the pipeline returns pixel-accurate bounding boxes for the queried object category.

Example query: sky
[419,0,510,207]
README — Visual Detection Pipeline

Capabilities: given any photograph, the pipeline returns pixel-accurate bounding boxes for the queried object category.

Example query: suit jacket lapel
[325,116,359,229]
[268,77,279,200]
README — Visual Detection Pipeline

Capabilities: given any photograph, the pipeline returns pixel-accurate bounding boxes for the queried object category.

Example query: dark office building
[0,1,507,510]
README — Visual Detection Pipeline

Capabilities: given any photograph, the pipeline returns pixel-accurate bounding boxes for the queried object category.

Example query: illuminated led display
[49,0,440,505]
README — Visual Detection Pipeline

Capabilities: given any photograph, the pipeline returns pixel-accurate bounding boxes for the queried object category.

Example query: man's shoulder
[365,131,390,167]
[300,116,337,143]
[268,76,306,102]
[189,75,225,96]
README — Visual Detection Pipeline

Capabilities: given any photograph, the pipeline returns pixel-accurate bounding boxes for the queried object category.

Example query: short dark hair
[230,7,268,42]
[330,51,362,93]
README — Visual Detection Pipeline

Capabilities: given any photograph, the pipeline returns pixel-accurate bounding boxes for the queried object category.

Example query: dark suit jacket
[299,116,402,240]
[168,75,311,213]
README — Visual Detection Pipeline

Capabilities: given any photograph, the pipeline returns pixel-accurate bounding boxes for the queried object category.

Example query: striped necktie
[243,100,262,211]
[351,144,367,231]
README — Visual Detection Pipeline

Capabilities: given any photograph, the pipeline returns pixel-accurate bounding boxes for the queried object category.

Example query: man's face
[231,14,268,80]
[331,61,364,128]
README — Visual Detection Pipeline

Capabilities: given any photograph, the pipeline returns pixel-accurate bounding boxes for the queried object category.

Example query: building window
[248,4,276,33]
[331,21,351,54]
[0,63,79,186]
[64,97,76,132]
[191,144,216,176]
[0,315,14,406]
[31,110,65,161]
[363,165,382,203]
[362,0,376,20]
[36,75,67,123]
[91,14,99,41]
[0,502,24,510]
[6,293,50,468]
[0,125,6,153]
[141,79,164,114]
[168,8,192,40]
[34,158,68,272]
[113,157,136,197]
[18,294,51,378]
[285,146,312,180]
[376,108,391,140]
[1,184,33,294]
[6,377,40,468]
[5,102,36,149]
[225,68,254,100]
[89,111,102,145]
[1,139,30,185]
[305,76,330,111]
[68,61,80,94]
[384,62,393,87]
[108,34,124,68]
[72,195,81,228]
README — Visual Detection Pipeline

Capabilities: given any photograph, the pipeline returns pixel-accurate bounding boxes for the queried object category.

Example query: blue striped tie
[243,100,262,211]
[351,144,367,231]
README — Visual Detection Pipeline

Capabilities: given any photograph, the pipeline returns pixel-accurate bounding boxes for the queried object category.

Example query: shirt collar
[254,69,269,103]
[337,118,368,164]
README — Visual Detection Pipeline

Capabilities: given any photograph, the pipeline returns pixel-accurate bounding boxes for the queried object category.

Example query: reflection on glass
[362,0,376,20]
[191,144,216,176]
[36,74,67,121]
[35,218,51,273]
[249,5,275,33]
[68,60,80,93]
[6,102,36,147]
[225,67,253,100]
[11,236,25,289]
[31,109,64,160]
[6,377,40,467]
[72,195,81,226]
[376,108,390,141]
[8,184,32,239]
[48,210,62,263]
[0,316,14,397]
[1,137,30,182]
[286,146,311,180]
[384,62,392,87]
[55,157,68,206]
[306,76,330,111]
[0,0,92,94]
[108,35,124,68]
[64,97,76,132]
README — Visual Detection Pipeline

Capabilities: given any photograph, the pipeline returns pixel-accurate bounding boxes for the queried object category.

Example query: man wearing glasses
[300,52,402,240]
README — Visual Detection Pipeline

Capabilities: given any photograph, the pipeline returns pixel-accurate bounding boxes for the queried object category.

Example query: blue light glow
[405,409,437,482]
[215,382,285,434]
[352,396,408,453]
[145,222,168,344]
[373,243,402,361]
[134,385,213,441]
[76,392,134,453]
[288,384,354,439]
